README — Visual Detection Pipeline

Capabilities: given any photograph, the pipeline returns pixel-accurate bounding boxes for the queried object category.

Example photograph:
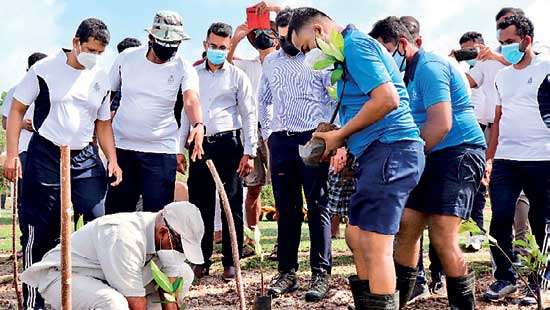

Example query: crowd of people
[1,1,549,309]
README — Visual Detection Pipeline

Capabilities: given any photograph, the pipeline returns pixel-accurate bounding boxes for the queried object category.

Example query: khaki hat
[146,10,190,42]
[163,202,204,264]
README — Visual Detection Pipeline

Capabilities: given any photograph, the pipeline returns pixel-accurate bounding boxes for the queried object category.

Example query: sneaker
[407,283,430,304]
[429,276,446,296]
[519,285,538,306]
[267,270,299,297]
[483,280,517,301]
[268,244,278,261]
[466,234,484,252]
[305,272,330,302]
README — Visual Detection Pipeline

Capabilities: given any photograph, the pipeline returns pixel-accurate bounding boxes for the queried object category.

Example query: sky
[1,0,549,92]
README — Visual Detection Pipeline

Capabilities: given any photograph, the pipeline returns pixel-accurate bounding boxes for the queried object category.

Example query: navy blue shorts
[406,144,486,219]
[349,140,425,235]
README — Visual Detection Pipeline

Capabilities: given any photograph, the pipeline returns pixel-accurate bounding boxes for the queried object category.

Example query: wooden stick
[206,160,246,310]
[60,145,72,310]
[11,158,23,310]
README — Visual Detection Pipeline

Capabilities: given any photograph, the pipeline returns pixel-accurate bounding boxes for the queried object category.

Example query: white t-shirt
[495,54,550,161]
[469,60,507,125]
[234,57,263,101]
[14,50,111,150]
[2,86,35,153]
[110,46,199,154]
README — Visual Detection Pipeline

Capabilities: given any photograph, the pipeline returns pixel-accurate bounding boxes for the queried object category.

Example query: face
[156,219,184,252]
[498,25,531,48]
[375,37,398,54]
[204,32,232,52]
[73,37,106,55]
[291,23,328,54]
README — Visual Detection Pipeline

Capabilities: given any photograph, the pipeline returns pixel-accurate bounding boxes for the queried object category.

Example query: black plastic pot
[254,294,272,310]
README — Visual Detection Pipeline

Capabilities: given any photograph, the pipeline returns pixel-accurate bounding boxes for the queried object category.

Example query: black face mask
[254,32,275,50]
[280,37,300,57]
[151,41,178,62]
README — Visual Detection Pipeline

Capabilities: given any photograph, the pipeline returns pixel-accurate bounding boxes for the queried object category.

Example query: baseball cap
[163,202,204,264]
[146,10,191,42]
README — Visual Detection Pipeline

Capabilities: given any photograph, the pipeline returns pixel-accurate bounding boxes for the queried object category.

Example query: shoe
[447,272,476,310]
[268,244,278,261]
[407,282,430,304]
[465,234,484,252]
[267,270,299,297]
[348,275,369,310]
[193,265,210,279]
[395,263,418,309]
[519,285,538,306]
[305,272,330,302]
[223,266,236,282]
[242,244,256,258]
[429,276,446,296]
[482,279,517,301]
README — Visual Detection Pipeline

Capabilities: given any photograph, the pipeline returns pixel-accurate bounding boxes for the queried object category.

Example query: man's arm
[228,23,251,64]
[182,89,205,161]
[477,45,510,66]
[126,297,147,310]
[421,102,452,152]
[236,72,257,177]
[486,105,501,161]
[4,99,27,181]
[95,119,122,186]
[258,72,274,140]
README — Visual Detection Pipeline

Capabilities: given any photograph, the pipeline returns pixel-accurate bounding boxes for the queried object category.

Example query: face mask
[392,45,406,72]
[501,42,525,65]
[465,59,477,67]
[280,37,300,57]
[254,32,275,50]
[207,48,227,65]
[304,48,327,70]
[75,44,99,69]
[152,42,178,62]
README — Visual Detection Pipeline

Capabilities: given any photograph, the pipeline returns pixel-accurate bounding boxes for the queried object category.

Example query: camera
[453,48,479,62]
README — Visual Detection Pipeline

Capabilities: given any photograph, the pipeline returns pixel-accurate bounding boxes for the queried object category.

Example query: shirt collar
[342,24,356,38]
[205,60,227,72]
[404,48,424,86]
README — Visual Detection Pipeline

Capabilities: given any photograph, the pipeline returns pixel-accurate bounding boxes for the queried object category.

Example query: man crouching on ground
[21,202,204,310]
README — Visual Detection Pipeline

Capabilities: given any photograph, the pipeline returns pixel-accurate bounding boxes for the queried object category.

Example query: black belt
[273,129,315,137]
[205,130,239,143]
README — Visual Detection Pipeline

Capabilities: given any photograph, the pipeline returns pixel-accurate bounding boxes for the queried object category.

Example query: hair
[497,15,534,39]
[75,18,110,45]
[369,16,413,44]
[117,37,141,53]
[287,7,330,39]
[206,22,233,39]
[459,31,484,45]
[275,7,294,28]
[400,16,420,38]
[27,52,47,68]
[495,7,525,22]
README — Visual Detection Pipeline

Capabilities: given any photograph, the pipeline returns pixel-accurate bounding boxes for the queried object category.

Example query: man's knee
[94,291,129,310]
[429,215,461,251]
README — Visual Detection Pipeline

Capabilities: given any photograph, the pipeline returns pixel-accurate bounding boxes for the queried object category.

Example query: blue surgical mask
[465,59,477,68]
[501,42,525,65]
[207,48,227,65]
[392,47,406,72]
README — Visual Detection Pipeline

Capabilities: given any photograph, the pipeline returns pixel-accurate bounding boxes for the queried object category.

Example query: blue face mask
[392,47,406,72]
[207,48,227,65]
[465,59,477,68]
[501,42,525,65]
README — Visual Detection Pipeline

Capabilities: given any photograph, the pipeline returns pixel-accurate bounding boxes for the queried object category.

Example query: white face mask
[75,45,99,69]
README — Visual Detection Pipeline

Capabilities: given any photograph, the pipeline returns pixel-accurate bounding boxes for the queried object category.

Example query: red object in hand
[247,7,270,30]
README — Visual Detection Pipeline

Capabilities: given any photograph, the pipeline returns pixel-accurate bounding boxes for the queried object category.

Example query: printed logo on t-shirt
[168,74,175,85]
[528,77,533,84]
[93,82,101,93]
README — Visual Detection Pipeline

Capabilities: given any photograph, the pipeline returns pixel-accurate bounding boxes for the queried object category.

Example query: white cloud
[0,0,65,92]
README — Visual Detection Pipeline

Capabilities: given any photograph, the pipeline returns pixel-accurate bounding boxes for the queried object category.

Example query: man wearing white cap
[21,202,204,310]
[105,11,204,214]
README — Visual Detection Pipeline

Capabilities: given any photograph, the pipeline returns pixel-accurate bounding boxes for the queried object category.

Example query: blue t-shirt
[406,50,486,152]
[338,25,421,157]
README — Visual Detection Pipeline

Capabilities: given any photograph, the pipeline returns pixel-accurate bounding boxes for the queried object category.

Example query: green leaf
[330,30,345,53]
[327,86,338,100]
[513,239,529,249]
[459,220,483,235]
[317,38,344,62]
[151,261,174,293]
[76,215,84,231]
[172,277,184,292]
[254,227,263,257]
[313,57,336,70]
[244,227,254,241]
[163,292,176,303]
[331,67,344,84]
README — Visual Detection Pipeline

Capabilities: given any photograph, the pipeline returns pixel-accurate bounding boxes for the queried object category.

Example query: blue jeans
[268,131,332,274]
[489,159,550,283]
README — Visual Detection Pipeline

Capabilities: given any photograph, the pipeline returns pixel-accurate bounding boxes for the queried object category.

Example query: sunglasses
[163,218,184,253]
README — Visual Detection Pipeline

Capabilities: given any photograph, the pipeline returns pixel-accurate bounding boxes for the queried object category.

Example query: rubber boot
[446,272,475,310]
[395,263,418,309]
[348,275,369,310]
[364,291,400,310]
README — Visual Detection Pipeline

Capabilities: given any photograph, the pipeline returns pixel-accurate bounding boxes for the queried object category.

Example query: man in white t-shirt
[485,15,550,305]
[105,11,204,214]
[3,18,122,310]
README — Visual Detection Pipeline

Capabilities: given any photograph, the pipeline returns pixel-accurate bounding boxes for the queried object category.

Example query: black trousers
[188,131,244,268]
[268,131,332,274]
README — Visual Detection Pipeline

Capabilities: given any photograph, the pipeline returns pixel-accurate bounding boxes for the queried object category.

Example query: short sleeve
[13,67,40,106]
[344,36,392,95]
[97,91,111,121]
[180,61,200,93]
[109,53,124,91]
[415,60,452,108]
[2,88,15,117]
[468,62,484,86]
[95,226,146,297]
[495,73,503,107]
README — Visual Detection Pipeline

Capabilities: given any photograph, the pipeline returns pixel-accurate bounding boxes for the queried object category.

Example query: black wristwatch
[192,122,204,129]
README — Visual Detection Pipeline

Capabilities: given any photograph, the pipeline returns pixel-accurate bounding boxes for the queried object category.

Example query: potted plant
[245,227,271,310]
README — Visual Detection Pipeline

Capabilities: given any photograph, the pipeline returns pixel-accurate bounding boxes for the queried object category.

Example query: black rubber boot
[364,291,400,310]
[348,275,369,310]
[446,272,475,310]
[395,263,418,309]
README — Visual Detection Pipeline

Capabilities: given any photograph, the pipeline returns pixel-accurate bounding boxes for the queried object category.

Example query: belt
[205,130,239,143]
[273,129,315,137]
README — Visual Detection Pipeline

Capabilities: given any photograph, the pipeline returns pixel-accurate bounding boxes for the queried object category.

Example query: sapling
[310,29,346,100]
[150,260,186,310]
[245,227,265,295]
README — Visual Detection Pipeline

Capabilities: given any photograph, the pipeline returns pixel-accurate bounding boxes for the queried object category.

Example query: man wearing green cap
[105,11,204,215]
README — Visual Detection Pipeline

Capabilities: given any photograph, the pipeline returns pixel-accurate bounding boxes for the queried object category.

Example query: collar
[404,48,424,86]
[145,214,157,255]
[205,60,226,72]
[342,24,356,38]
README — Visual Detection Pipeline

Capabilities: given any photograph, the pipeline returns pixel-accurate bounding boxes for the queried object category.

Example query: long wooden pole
[11,158,23,310]
[60,145,72,310]
[206,159,246,310]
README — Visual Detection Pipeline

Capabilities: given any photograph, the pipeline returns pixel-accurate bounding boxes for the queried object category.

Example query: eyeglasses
[163,218,184,253]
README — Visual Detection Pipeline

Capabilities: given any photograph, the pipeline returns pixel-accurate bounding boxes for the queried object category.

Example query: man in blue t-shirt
[290,8,425,309]
[370,17,486,309]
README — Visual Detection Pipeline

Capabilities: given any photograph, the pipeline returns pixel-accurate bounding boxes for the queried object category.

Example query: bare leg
[394,208,428,268]
[346,225,369,279]
[429,215,466,277]
[244,185,263,229]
